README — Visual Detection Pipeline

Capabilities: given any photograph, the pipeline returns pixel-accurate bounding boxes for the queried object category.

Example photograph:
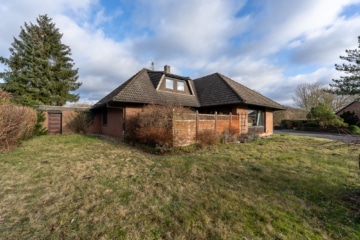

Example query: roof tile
[93,68,284,110]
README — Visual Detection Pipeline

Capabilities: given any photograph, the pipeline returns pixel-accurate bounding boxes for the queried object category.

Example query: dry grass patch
[0,134,359,239]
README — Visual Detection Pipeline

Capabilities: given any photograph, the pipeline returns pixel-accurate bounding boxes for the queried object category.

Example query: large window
[248,109,264,126]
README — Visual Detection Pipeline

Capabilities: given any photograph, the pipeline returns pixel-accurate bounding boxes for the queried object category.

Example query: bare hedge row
[125,105,193,147]
[0,89,37,152]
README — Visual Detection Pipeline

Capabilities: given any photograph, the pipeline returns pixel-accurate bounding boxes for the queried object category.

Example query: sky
[1,0,360,106]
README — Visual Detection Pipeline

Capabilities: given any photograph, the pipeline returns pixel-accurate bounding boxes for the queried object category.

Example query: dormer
[157,65,194,95]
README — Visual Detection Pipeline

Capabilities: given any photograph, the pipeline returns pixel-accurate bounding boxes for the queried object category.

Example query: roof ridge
[146,68,191,79]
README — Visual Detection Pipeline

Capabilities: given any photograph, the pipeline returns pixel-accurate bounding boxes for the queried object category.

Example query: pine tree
[0,14,81,106]
[329,36,360,97]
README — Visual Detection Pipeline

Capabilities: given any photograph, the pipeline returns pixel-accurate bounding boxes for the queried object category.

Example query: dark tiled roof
[93,69,199,108]
[219,73,284,109]
[335,100,360,114]
[194,73,243,107]
[93,68,284,110]
[193,73,284,110]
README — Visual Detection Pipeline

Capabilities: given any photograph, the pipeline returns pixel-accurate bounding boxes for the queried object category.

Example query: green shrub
[33,111,48,136]
[307,103,347,127]
[303,121,320,128]
[340,111,359,125]
[348,125,360,134]
[280,120,305,129]
[280,120,294,129]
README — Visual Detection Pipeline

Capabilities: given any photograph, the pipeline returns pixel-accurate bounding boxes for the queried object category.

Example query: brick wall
[173,108,274,146]
[173,112,241,146]
[173,116,197,146]
[92,114,101,134]
[101,108,124,138]
[263,109,274,137]
[39,106,90,134]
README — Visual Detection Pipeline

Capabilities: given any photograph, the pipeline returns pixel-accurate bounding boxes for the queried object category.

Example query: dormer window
[177,81,185,91]
[166,78,174,89]
[161,77,192,95]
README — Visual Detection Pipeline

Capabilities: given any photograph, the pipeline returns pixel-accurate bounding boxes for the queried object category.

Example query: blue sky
[1,0,360,106]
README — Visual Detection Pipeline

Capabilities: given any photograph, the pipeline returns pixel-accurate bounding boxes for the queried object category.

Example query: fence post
[229,112,232,132]
[237,113,240,135]
[172,108,175,147]
[196,110,199,143]
[215,111,217,133]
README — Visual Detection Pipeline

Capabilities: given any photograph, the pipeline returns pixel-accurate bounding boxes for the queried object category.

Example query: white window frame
[177,81,185,91]
[166,78,174,89]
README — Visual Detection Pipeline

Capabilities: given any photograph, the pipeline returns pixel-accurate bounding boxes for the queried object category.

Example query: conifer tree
[329,36,360,97]
[0,14,81,106]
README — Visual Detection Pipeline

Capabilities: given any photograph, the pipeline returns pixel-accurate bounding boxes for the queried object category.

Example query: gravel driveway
[274,130,360,143]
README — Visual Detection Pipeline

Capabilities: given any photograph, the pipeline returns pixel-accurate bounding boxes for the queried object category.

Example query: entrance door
[48,113,62,134]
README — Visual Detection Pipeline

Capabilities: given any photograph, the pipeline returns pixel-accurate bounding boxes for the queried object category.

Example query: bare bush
[135,127,173,147]
[125,104,194,147]
[221,126,240,143]
[0,89,12,105]
[0,101,37,152]
[197,129,220,147]
[66,111,93,134]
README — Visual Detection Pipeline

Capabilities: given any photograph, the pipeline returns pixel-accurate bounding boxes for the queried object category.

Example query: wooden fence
[173,112,247,146]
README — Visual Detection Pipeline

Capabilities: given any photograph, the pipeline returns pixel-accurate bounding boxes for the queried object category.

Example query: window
[102,108,108,125]
[177,81,185,91]
[166,79,174,89]
[248,109,264,126]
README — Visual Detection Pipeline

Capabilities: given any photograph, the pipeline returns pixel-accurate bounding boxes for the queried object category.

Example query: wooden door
[48,113,62,134]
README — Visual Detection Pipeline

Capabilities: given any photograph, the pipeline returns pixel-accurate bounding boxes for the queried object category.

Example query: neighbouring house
[91,65,284,145]
[335,100,360,119]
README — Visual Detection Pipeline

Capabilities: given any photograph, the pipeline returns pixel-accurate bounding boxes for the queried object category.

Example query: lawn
[0,134,359,239]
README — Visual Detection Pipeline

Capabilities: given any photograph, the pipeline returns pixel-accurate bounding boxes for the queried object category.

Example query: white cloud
[1,0,360,105]
[240,0,360,57]
[290,15,360,65]
[130,0,249,60]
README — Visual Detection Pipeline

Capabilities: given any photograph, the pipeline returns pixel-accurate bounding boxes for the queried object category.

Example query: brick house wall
[91,104,275,145]
[101,107,124,138]
[92,105,143,139]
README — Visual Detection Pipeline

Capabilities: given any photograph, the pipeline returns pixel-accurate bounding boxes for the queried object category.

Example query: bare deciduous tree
[293,82,357,112]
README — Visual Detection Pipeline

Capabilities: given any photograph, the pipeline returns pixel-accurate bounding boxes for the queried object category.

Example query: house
[91,65,284,141]
[336,100,360,119]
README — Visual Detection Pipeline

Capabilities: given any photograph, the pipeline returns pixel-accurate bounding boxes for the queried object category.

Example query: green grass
[0,134,360,239]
